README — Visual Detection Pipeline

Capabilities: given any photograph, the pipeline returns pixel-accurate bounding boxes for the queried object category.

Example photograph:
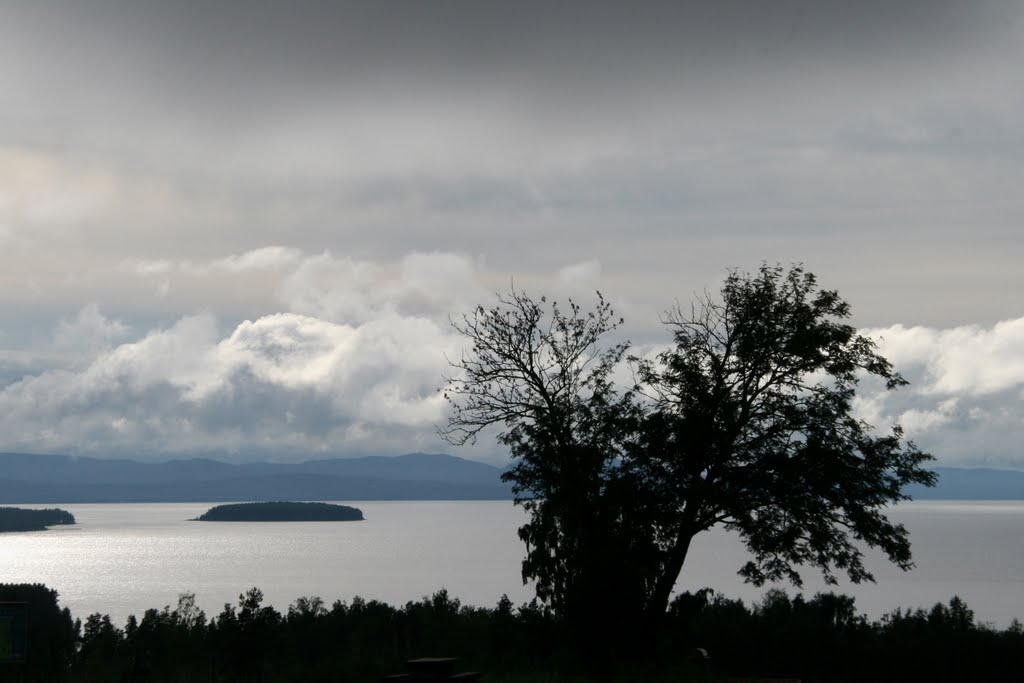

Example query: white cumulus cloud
[53,303,131,356]
[276,250,484,325]
[0,309,459,458]
[869,318,1024,396]
[206,246,304,273]
[858,317,1024,467]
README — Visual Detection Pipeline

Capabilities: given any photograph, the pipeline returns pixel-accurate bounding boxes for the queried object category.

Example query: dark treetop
[194,501,364,522]
[0,506,76,532]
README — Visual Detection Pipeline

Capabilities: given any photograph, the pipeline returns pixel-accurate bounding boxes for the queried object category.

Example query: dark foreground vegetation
[2,583,1022,682]
[0,507,75,532]
[195,501,364,522]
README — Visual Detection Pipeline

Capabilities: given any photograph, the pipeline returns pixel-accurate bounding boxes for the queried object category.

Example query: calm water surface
[2,500,1023,628]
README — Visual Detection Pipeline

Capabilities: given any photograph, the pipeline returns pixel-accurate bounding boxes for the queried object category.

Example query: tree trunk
[647,530,695,619]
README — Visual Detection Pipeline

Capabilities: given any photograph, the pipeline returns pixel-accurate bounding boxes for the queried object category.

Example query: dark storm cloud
[44,2,1006,75]
[3,1,1012,140]
[5,0,1017,206]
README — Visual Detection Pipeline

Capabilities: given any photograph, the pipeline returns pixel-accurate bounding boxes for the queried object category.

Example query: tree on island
[441,265,935,642]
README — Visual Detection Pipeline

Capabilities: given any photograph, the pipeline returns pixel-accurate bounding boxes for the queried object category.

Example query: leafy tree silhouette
[442,265,936,649]
[633,264,936,618]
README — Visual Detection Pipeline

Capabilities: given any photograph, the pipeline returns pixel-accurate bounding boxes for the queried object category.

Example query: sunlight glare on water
[2,500,1023,628]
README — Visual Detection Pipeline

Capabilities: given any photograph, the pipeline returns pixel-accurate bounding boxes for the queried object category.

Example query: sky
[0,1,1021,467]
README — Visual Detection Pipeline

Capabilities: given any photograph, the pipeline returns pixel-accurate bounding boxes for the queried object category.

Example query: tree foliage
[442,265,936,627]
[633,264,936,616]
[441,289,647,628]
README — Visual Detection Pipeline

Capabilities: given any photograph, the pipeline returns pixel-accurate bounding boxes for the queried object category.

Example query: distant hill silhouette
[904,467,1024,500]
[1,453,1021,503]
[0,452,512,503]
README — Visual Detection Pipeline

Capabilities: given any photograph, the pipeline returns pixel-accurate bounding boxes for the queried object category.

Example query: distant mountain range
[0,452,1021,503]
[0,452,512,503]
[905,467,1024,501]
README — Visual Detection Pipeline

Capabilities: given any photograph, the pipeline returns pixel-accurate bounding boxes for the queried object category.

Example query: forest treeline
[2,583,1022,682]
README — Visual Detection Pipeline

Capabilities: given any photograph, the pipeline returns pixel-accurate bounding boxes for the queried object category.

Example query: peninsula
[0,506,76,532]
[195,501,364,522]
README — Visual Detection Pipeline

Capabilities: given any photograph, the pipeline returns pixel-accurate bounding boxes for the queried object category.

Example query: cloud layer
[858,320,1024,467]
[0,3,1021,463]
[0,250,489,459]
[0,248,1018,466]
[2,1,1021,332]
[0,309,457,459]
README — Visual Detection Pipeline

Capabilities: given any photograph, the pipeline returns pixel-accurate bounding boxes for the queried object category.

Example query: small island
[194,501,364,522]
[0,507,76,532]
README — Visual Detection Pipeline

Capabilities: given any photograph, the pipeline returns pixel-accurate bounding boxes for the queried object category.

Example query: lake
[2,500,1022,628]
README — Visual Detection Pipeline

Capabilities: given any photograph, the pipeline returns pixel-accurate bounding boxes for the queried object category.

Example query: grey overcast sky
[0,1,1021,466]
